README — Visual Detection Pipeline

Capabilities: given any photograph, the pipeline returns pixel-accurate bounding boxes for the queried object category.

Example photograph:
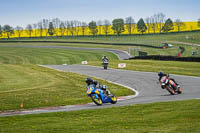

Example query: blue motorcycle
[86,85,117,105]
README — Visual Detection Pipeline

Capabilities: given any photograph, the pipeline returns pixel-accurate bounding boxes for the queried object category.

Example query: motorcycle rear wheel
[103,63,108,69]
[177,87,182,94]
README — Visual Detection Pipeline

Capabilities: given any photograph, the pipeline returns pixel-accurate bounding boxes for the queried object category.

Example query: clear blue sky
[0,0,199,27]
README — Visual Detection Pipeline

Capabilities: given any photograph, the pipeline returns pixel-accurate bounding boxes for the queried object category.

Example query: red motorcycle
[159,76,182,95]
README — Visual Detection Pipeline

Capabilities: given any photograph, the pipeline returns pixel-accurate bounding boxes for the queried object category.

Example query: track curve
[1,65,200,117]
[44,65,200,105]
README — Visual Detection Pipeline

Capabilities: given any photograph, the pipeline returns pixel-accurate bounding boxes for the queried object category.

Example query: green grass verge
[1,31,200,57]
[89,60,200,77]
[0,99,199,133]
[2,31,200,46]
[1,41,199,57]
[0,47,118,65]
[0,65,133,111]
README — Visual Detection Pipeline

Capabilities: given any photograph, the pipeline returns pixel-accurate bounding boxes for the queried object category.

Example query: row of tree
[1,13,200,38]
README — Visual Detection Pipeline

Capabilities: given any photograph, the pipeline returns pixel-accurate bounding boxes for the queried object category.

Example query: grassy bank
[0,41,199,57]
[0,99,199,133]
[89,60,200,77]
[0,47,118,65]
[0,33,199,133]
[0,65,133,111]
[1,31,200,57]
[0,45,133,111]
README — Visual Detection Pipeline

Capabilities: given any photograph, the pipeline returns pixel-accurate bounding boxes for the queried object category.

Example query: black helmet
[85,77,93,84]
[93,80,98,85]
[158,71,164,77]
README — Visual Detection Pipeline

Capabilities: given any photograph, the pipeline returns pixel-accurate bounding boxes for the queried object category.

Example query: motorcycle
[86,85,117,105]
[159,76,182,95]
[102,57,109,69]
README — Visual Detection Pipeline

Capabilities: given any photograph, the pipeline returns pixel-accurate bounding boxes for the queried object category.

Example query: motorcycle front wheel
[91,94,102,105]
[166,86,175,95]
[110,95,117,104]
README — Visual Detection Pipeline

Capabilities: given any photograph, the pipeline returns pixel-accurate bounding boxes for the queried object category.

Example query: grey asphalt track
[1,65,200,117]
[43,65,200,105]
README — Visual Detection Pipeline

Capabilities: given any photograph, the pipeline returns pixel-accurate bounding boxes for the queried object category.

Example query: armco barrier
[128,55,200,62]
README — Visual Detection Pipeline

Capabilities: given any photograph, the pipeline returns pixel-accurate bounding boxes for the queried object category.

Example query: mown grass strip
[0,47,118,65]
[0,99,199,133]
[89,60,200,77]
[1,40,199,57]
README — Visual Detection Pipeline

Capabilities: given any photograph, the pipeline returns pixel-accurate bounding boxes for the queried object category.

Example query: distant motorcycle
[86,85,117,105]
[102,56,109,69]
[159,76,182,95]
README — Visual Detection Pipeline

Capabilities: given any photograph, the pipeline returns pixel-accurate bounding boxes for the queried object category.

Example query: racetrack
[1,64,200,117]
[44,65,200,105]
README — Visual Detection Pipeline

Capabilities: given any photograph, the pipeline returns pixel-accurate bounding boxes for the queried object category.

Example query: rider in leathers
[158,71,180,91]
[102,55,109,64]
[85,77,111,96]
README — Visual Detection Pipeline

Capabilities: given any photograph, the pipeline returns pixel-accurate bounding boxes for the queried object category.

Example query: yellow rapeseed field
[1,21,200,38]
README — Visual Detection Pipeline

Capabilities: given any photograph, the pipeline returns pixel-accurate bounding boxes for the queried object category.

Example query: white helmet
[102,85,107,89]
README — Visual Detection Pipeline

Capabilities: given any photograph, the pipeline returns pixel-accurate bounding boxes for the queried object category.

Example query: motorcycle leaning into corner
[86,85,117,105]
[159,75,182,95]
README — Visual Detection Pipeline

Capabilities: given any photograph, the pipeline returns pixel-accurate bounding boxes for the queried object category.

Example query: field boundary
[0,40,163,48]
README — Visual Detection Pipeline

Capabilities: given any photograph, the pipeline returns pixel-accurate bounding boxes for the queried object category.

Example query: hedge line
[0,41,162,48]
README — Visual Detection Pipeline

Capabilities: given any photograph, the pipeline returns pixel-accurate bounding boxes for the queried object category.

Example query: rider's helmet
[102,85,107,90]
[93,80,98,86]
[103,55,107,58]
[158,71,164,77]
[85,77,93,85]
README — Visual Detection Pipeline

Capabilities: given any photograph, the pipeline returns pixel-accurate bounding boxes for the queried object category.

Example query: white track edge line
[39,65,139,100]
